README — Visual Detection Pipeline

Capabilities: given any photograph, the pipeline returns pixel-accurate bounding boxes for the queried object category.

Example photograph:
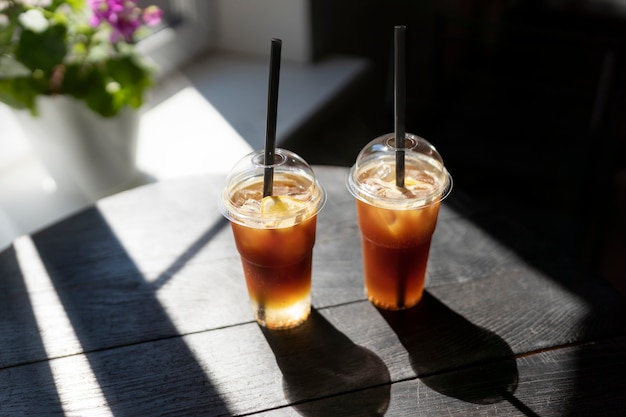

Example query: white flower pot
[13,95,145,201]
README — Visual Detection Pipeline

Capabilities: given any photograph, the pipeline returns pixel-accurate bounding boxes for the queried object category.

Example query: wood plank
[14,259,620,376]
[428,214,531,286]
[0,301,441,415]
[0,330,232,416]
[2,162,623,416]
[1,290,623,416]
[0,307,396,416]
[322,277,626,378]
[426,269,626,355]
[0,246,53,369]
[0,168,620,363]
[258,337,626,417]
[313,167,551,299]
[2,169,622,368]
[2,232,256,365]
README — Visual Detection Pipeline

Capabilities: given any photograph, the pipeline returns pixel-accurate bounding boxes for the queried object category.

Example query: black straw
[394,25,406,189]
[263,38,282,197]
[394,25,407,309]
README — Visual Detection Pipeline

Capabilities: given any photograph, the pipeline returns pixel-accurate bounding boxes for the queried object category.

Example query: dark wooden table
[1,166,625,416]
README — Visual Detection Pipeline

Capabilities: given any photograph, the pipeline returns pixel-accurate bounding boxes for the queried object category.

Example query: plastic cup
[346,133,452,310]
[219,148,326,329]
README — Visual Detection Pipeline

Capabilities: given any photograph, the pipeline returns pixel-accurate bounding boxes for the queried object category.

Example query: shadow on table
[262,308,391,416]
[444,195,626,416]
[30,207,231,417]
[378,292,539,416]
[0,246,65,415]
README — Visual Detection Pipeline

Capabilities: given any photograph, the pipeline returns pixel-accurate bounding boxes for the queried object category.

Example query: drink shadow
[377,292,538,415]
[261,308,391,416]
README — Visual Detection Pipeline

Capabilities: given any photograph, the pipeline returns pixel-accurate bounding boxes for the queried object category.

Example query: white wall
[213,0,312,63]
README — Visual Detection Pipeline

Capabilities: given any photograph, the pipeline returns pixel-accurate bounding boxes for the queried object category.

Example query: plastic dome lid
[346,133,452,209]
[219,148,326,226]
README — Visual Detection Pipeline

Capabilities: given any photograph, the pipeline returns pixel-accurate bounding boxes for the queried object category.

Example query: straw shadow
[261,308,391,416]
[377,292,534,411]
[0,246,64,415]
[31,207,230,416]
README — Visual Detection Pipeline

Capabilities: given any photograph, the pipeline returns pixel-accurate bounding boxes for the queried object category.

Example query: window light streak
[41,175,58,194]
[136,86,253,179]
[15,236,113,416]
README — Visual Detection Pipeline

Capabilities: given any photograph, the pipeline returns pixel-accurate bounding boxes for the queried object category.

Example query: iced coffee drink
[347,133,451,310]
[220,149,326,329]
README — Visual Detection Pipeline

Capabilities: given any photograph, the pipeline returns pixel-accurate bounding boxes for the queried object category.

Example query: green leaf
[60,62,91,98]
[0,77,42,115]
[16,23,67,72]
[106,55,153,108]
[0,0,157,118]
[85,87,119,118]
[55,0,85,12]
[0,24,16,54]
[62,61,120,117]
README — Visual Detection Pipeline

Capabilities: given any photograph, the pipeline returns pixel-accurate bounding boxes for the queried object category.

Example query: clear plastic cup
[346,133,452,310]
[219,148,326,329]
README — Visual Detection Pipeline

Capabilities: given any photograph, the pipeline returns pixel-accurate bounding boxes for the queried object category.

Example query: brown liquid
[356,198,441,309]
[231,216,316,303]
[229,175,320,329]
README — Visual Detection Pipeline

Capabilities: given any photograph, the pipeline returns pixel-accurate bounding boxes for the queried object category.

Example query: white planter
[13,96,145,201]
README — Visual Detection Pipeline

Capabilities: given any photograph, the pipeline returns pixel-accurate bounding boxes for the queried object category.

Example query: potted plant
[0,0,162,199]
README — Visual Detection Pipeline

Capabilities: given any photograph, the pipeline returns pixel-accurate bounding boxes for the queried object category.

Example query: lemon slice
[260,196,307,217]
[403,177,433,191]
[404,178,419,187]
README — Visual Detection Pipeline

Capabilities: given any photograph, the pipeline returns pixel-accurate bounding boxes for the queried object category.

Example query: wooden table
[1,166,625,416]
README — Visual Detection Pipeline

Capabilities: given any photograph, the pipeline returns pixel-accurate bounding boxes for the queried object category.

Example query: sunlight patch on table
[15,236,113,416]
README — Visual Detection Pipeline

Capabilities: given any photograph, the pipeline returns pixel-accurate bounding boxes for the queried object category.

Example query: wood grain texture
[3,295,621,416]
[0,166,624,416]
[428,269,626,354]
[0,305,392,416]
[258,337,626,417]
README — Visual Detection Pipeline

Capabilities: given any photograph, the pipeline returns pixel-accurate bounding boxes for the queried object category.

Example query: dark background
[284,0,626,294]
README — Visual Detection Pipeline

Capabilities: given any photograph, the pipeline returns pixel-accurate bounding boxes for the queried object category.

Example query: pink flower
[142,5,162,26]
[88,0,161,43]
